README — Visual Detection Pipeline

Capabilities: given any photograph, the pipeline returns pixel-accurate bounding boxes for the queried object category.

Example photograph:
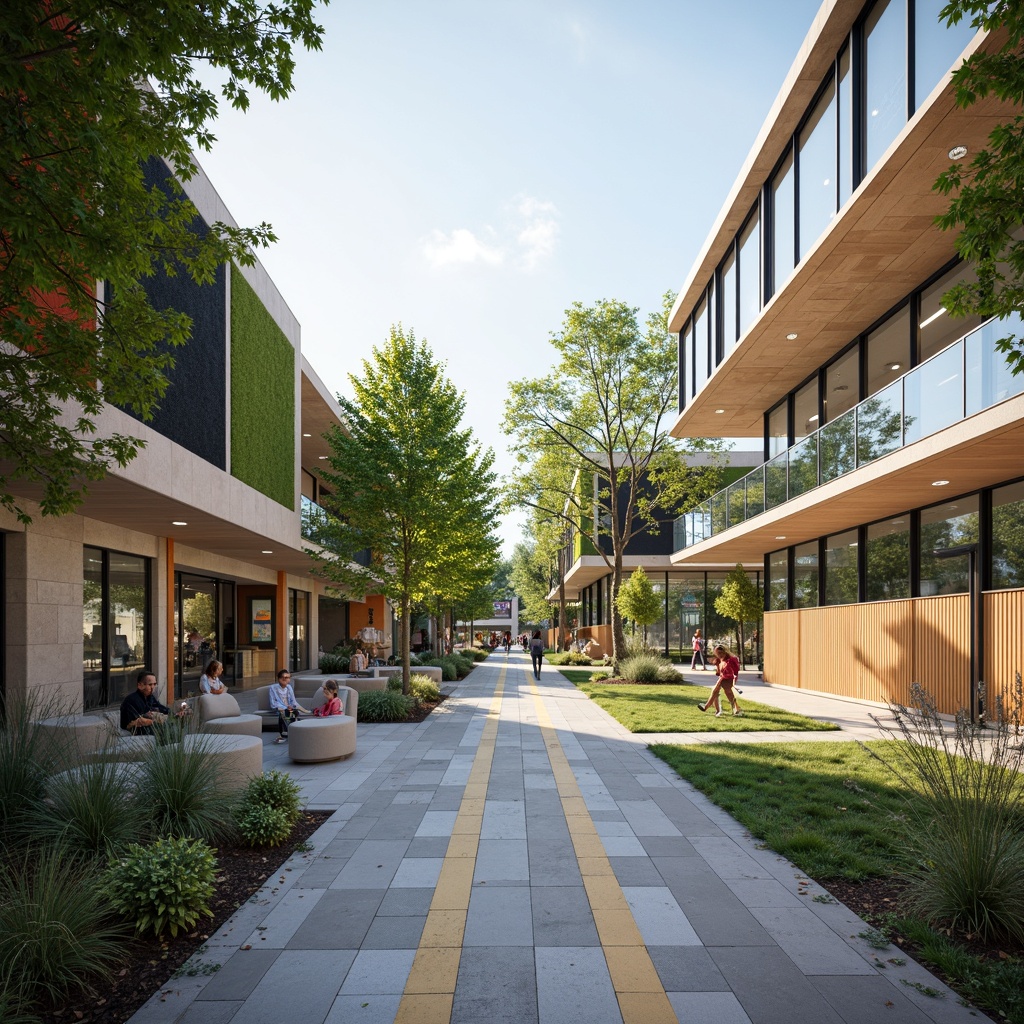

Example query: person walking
[529,630,544,680]
[697,644,743,717]
[690,628,708,671]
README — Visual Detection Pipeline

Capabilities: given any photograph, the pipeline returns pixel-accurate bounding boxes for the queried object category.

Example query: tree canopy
[616,568,662,647]
[0,2,326,521]
[935,0,1024,375]
[503,295,722,668]
[714,564,763,664]
[311,325,501,691]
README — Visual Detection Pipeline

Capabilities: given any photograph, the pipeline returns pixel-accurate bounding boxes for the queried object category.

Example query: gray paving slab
[474,838,529,882]
[811,975,936,1024]
[287,889,383,949]
[226,949,352,1024]
[666,991,753,1023]
[329,839,410,889]
[622,886,701,946]
[535,946,622,1024]
[464,885,535,946]
[453,946,539,1024]
[197,949,282,1001]
[325,993,402,1024]
[531,886,600,946]
[176,1002,243,1024]
[648,945,730,991]
[361,913,426,949]
[376,886,434,917]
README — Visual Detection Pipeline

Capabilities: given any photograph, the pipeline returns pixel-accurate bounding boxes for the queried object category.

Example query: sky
[194,0,824,554]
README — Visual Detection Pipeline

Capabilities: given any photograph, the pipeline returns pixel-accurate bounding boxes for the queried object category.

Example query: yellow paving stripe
[393,667,506,1024]
[527,674,679,1024]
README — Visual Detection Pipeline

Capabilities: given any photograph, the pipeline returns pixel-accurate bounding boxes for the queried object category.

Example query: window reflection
[864,0,907,172]
[865,517,910,600]
[771,149,795,295]
[768,549,789,610]
[738,211,760,337]
[914,0,977,109]
[793,377,819,440]
[992,480,1024,589]
[793,541,819,608]
[824,346,858,423]
[866,305,911,398]
[768,401,788,458]
[722,250,737,358]
[919,262,981,361]
[693,296,708,398]
[920,496,980,595]
[798,77,837,259]
[903,342,963,444]
[825,529,859,604]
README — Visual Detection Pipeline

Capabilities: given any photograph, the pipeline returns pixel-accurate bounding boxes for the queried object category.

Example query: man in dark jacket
[120,670,171,735]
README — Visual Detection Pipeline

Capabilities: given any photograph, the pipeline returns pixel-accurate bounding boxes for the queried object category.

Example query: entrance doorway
[174,573,236,696]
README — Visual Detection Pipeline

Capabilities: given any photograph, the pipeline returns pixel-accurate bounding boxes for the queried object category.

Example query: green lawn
[566,676,838,734]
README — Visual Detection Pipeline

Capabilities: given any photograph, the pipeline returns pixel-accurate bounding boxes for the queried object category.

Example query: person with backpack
[690,628,708,670]
[697,644,743,717]
[529,630,544,680]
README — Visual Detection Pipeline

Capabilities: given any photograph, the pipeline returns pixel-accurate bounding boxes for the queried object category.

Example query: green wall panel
[230,265,295,509]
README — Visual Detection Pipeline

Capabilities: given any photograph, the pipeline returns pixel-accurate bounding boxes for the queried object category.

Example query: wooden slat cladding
[766,596,971,714]
[983,589,1024,717]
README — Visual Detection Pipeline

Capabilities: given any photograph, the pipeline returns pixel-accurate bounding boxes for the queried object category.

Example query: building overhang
[668,12,1005,440]
[671,393,1024,565]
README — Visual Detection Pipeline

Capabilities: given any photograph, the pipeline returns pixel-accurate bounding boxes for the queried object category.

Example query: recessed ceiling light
[715,408,725,414]
[318,455,329,460]
[890,363,901,371]
[262,550,273,554]
[302,433,312,438]
[786,332,799,340]
[948,144,968,160]
[775,536,787,540]
[932,479,950,487]
[172,521,187,526]
[893,520,905,525]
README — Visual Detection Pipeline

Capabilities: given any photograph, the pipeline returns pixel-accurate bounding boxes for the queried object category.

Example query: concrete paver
[129,653,987,1024]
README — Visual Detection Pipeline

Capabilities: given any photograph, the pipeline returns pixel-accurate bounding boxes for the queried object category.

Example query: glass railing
[674,313,1024,552]
[300,496,370,565]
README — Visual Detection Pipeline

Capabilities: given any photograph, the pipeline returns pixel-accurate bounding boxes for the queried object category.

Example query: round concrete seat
[374,665,443,685]
[196,693,262,737]
[36,715,109,766]
[87,735,155,763]
[182,733,262,792]
[287,715,356,763]
[343,674,387,696]
[48,759,140,795]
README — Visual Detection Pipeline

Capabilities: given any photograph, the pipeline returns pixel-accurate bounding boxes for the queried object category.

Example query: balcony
[674,314,1024,552]
[300,496,371,566]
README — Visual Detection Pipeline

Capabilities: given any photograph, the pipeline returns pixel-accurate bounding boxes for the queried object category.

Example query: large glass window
[768,549,789,610]
[693,296,708,398]
[864,0,908,173]
[919,262,982,361]
[865,516,910,600]
[825,529,860,604]
[679,321,691,408]
[798,78,837,259]
[771,149,795,295]
[865,305,911,398]
[991,480,1024,590]
[289,589,310,671]
[668,575,705,655]
[914,0,977,110]
[920,495,980,595]
[738,211,760,337]
[767,401,788,458]
[793,376,819,441]
[83,548,150,711]
[824,346,859,423]
[793,541,819,608]
[837,45,853,206]
[721,250,737,359]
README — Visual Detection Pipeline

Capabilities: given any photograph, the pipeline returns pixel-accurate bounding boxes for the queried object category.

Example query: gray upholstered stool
[287,716,356,763]
[196,693,262,737]
[182,733,262,792]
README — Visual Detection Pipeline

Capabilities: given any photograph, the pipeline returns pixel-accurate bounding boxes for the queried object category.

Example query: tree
[310,326,501,693]
[714,565,763,667]
[934,0,1024,375]
[503,295,722,670]
[616,568,662,648]
[0,2,326,522]
[509,539,552,628]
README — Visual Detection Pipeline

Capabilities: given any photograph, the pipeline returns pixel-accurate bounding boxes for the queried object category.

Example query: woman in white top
[199,659,227,695]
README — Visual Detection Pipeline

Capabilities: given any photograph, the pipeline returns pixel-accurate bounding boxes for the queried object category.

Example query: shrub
[618,654,682,684]
[135,733,238,843]
[357,689,414,722]
[319,652,348,674]
[589,671,611,683]
[106,836,216,938]
[386,675,403,692]
[236,804,292,847]
[461,646,489,661]
[409,675,441,701]
[32,758,139,859]
[869,678,1024,943]
[0,845,126,1005]
[421,657,456,681]
[565,650,595,666]
[238,770,302,829]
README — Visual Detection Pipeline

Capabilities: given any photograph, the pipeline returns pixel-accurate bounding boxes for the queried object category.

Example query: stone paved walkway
[129,652,984,1024]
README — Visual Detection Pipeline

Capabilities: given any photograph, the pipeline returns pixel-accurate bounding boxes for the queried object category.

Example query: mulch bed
[40,810,333,1024]
[39,697,448,1024]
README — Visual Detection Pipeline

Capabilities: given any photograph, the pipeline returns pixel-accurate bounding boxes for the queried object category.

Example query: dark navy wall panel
[122,158,227,470]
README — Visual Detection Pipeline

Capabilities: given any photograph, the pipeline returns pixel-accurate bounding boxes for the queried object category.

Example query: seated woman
[199,659,227,695]
[313,679,344,717]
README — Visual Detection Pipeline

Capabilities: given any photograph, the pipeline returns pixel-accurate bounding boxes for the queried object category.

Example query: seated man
[120,670,179,736]
[269,669,307,743]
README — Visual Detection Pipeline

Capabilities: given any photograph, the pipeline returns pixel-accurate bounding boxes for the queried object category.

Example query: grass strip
[567,677,838,733]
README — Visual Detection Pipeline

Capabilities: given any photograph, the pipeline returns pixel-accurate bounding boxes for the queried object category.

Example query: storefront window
[991,480,1024,590]
[920,496,980,595]
[768,549,789,610]
[793,541,819,608]
[83,548,150,711]
[824,530,859,604]
[290,589,310,671]
[865,516,910,600]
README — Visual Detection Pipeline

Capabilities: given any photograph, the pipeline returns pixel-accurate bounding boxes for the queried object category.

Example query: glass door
[176,573,221,697]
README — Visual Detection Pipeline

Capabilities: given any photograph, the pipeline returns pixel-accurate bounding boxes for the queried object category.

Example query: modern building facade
[1,156,391,713]
[669,0,1024,714]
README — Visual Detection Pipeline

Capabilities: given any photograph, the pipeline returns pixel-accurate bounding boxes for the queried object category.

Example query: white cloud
[422,227,503,268]
[514,196,560,271]
[422,196,560,272]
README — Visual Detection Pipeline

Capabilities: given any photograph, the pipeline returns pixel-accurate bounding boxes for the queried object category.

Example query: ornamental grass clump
[409,674,441,702]
[106,837,216,938]
[358,689,414,722]
[618,654,683,684]
[0,844,127,1007]
[867,676,1024,943]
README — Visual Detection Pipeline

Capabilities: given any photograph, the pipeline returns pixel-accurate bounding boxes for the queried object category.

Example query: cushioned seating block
[35,715,109,767]
[374,665,443,685]
[287,716,356,763]
[196,693,262,737]
[183,733,262,792]
[342,675,387,696]
[87,735,155,763]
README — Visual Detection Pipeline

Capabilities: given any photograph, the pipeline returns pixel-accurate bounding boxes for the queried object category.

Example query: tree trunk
[610,551,625,673]
[400,594,411,695]
[557,577,567,653]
